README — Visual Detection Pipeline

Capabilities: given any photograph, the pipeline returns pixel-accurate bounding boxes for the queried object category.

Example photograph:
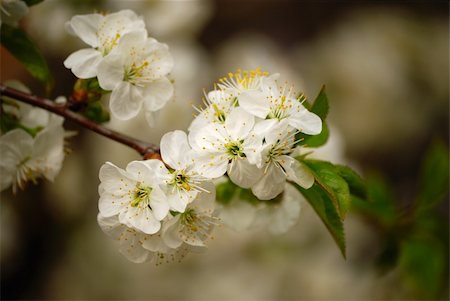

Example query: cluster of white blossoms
[98,69,323,263]
[64,10,174,125]
[0,82,69,193]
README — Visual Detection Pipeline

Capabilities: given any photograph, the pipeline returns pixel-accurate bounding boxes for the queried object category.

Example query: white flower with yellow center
[189,107,263,188]
[96,30,174,124]
[162,182,219,248]
[159,130,212,212]
[251,121,314,200]
[217,68,270,96]
[188,89,236,132]
[0,82,67,193]
[64,9,146,79]
[98,160,170,234]
[239,76,322,135]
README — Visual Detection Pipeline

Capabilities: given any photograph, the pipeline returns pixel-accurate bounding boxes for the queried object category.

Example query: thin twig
[0,84,159,157]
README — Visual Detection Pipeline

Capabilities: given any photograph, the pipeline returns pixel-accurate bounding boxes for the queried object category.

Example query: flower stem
[0,84,159,157]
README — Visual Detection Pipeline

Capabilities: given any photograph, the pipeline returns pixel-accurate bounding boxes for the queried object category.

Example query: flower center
[99,33,121,56]
[123,61,149,85]
[131,184,152,207]
[212,104,226,123]
[224,140,244,158]
[170,170,191,191]
[268,95,292,120]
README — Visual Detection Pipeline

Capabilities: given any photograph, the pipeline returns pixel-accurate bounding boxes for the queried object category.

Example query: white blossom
[64,10,146,79]
[98,160,170,234]
[252,120,314,200]
[96,30,174,124]
[158,130,213,212]
[239,76,322,135]
[252,183,302,235]
[162,182,219,248]
[189,107,262,188]
[0,82,67,193]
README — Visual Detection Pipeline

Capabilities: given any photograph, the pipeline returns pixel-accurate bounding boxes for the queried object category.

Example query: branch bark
[0,84,159,157]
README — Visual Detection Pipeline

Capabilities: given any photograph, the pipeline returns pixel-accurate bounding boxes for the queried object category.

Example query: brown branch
[0,84,159,157]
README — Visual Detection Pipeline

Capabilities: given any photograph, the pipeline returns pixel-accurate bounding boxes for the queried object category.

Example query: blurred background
[1,0,448,300]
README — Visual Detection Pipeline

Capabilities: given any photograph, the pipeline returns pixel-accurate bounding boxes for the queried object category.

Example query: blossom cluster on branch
[97,68,323,263]
[1,7,360,264]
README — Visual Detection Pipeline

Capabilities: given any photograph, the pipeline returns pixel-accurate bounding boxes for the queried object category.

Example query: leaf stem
[0,84,159,157]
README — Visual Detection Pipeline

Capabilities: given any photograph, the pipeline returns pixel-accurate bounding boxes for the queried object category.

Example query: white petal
[161,216,183,249]
[251,164,287,200]
[160,130,191,170]
[238,90,271,119]
[268,183,301,235]
[144,41,174,78]
[142,233,171,253]
[118,227,151,263]
[281,156,315,189]
[63,48,102,79]
[189,181,216,213]
[99,162,135,193]
[109,82,144,120]
[227,158,263,189]
[289,108,322,135]
[124,206,161,235]
[149,186,170,221]
[192,152,228,179]
[143,77,174,111]
[97,214,124,240]
[68,14,102,47]
[225,107,255,141]
[166,189,197,212]
[96,53,125,90]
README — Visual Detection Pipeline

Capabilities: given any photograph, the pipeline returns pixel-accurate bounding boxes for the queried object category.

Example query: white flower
[0,0,28,28]
[97,30,174,124]
[158,130,212,212]
[188,90,236,132]
[162,182,219,248]
[63,10,146,79]
[98,213,201,265]
[98,160,170,234]
[217,68,269,97]
[252,121,314,200]
[252,183,302,235]
[0,115,65,193]
[1,82,67,193]
[189,107,263,188]
[239,76,322,135]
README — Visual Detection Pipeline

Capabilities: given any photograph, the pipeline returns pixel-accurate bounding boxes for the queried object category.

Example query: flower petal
[149,186,170,221]
[161,216,184,249]
[225,107,255,141]
[251,164,286,200]
[142,77,174,112]
[160,130,191,170]
[96,53,125,90]
[281,155,315,189]
[289,107,322,135]
[63,48,102,79]
[109,82,144,120]
[67,13,102,47]
[238,90,271,119]
[227,158,263,189]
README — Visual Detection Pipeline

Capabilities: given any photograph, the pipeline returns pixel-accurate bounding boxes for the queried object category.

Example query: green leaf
[334,164,367,199]
[1,24,53,90]
[309,85,329,120]
[23,0,44,6]
[302,159,351,219]
[399,237,446,298]
[81,101,110,123]
[351,174,397,228]
[416,140,449,210]
[295,182,346,258]
[296,85,330,148]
